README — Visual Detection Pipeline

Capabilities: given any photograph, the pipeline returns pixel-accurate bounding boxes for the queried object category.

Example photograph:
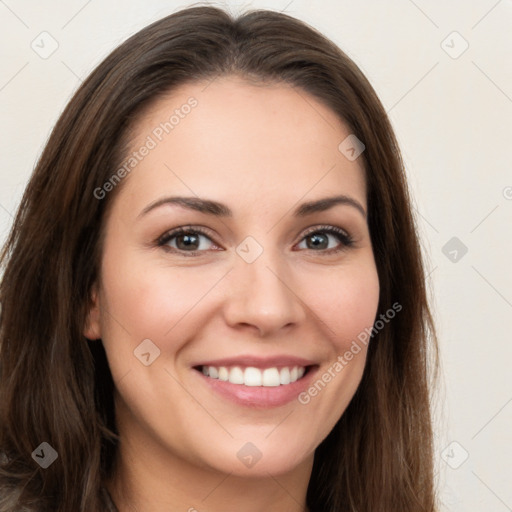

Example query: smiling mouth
[193,365,315,387]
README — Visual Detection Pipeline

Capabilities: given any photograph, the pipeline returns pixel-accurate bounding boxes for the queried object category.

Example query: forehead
[116,76,367,216]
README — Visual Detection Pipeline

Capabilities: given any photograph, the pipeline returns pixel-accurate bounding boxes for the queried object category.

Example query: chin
[193,436,314,477]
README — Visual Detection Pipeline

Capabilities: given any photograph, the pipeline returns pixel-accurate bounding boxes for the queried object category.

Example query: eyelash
[156,224,355,257]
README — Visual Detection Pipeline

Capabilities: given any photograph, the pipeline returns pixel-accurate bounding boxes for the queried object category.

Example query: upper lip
[192,355,317,369]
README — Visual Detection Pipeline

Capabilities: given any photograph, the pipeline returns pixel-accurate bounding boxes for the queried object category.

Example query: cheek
[100,254,222,340]
[100,244,379,348]
[97,244,246,387]
[303,261,380,350]
[290,260,379,444]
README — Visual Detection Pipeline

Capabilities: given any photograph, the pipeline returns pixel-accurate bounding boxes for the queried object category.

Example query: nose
[222,246,306,337]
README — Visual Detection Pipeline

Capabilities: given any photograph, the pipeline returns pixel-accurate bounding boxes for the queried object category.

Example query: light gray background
[1,1,511,510]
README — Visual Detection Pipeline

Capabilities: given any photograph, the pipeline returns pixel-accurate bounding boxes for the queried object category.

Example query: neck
[105,418,312,512]
[107,454,312,512]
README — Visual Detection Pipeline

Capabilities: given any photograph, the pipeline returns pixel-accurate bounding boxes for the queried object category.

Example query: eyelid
[300,224,350,238]
[156,224,217,245]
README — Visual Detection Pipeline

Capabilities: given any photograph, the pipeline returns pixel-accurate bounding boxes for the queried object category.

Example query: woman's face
[85,76,379,477]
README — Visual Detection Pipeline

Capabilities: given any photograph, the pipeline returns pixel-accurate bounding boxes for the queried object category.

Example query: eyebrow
[138,194,367,220]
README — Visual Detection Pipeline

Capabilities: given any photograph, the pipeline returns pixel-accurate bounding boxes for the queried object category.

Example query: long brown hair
[0,6,439,511]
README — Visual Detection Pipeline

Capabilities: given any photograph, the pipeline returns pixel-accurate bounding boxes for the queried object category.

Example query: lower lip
[193,366,319,408]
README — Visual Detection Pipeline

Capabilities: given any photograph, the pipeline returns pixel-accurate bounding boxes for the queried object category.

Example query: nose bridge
[224,238,304,335]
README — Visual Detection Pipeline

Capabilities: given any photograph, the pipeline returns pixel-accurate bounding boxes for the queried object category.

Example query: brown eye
[157,227,217,254]
[174,232,201,251]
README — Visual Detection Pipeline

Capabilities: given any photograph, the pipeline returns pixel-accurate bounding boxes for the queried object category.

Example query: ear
[83,283,102,340]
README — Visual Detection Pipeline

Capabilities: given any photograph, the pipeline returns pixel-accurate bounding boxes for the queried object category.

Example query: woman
[0,6,439,511]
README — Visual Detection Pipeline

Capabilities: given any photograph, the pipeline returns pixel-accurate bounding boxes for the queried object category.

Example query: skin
[84,75,380,512]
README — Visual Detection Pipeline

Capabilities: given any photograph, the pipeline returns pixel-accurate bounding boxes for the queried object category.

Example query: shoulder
[0,455,116,511]
[0,454,39,512]
[0,484,116,512]
[0,485,36,512]
[101,485,119,512]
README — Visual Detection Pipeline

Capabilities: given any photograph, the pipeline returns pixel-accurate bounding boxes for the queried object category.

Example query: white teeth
[279,367,290,385]
[262,368,280,387]
[200,365,306,387]
[229,366,244,384]
[244,367,262,386]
